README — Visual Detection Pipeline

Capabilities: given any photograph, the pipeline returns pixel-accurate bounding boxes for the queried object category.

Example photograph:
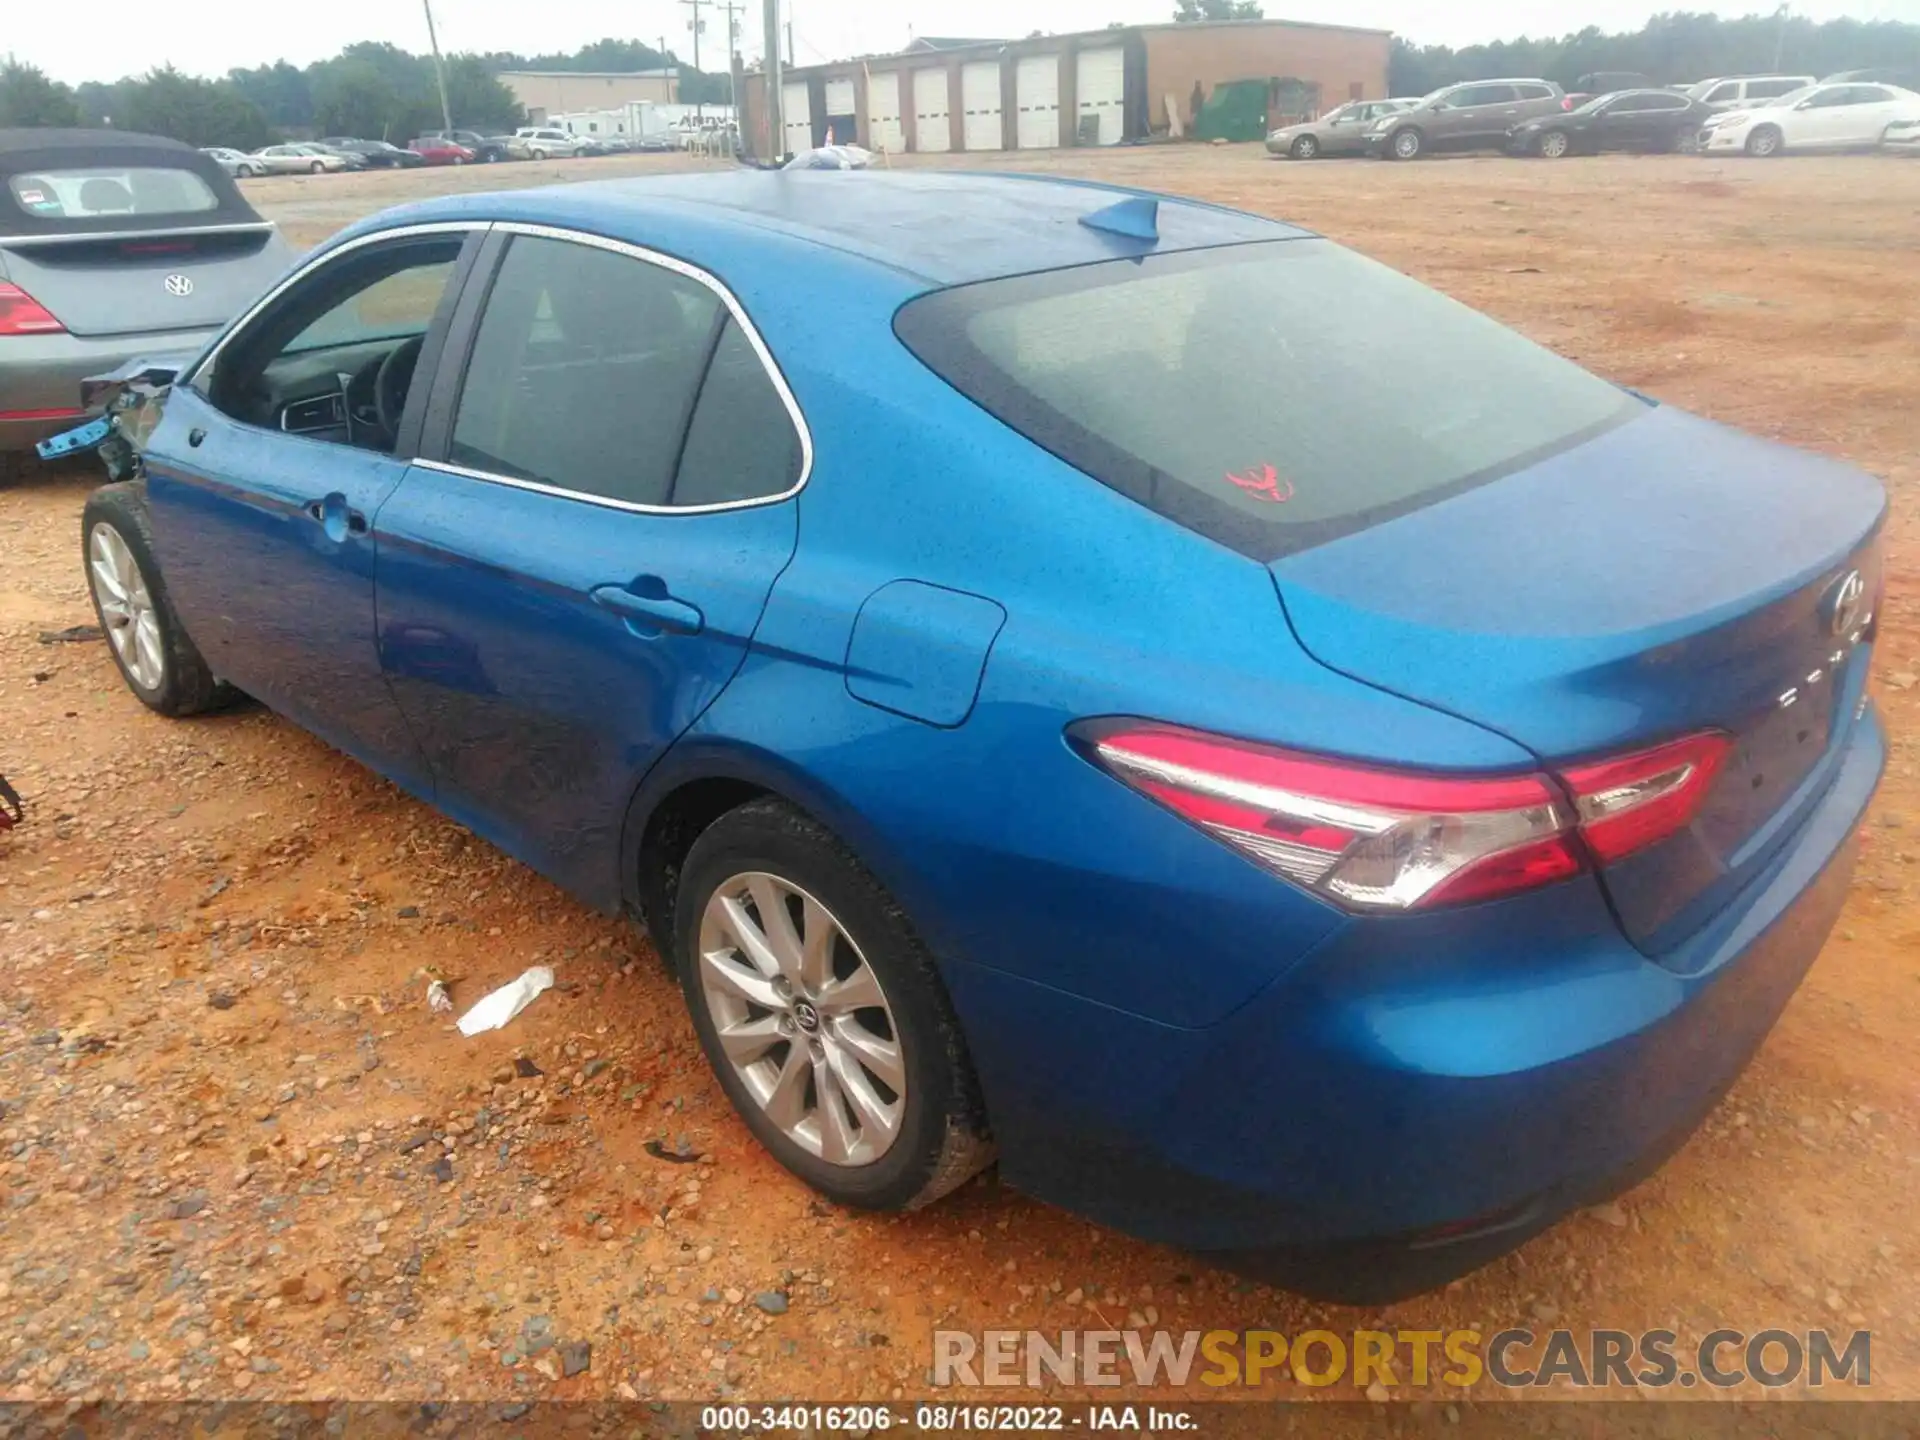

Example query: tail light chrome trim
[1078,720,1734,914]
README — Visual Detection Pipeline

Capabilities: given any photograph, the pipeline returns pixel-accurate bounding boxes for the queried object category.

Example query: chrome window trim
[418,219,814,517]
[3,221,280,247]
[181,220,487,389]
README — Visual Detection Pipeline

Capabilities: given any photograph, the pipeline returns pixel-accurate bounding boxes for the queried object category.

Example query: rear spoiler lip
[0,220,279,249]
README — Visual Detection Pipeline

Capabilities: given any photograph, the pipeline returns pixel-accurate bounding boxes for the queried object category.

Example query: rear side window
[896,240,1640,561]
[450,234,721,507]
[673,320,805,507]
[7,166,217,221]
[1515,83,1557,100]
[1747,79,1801,98]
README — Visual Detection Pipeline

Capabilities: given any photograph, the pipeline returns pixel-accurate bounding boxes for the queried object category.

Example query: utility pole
[763,0,785,159]
[722,0,744,137]
[681,0,707,121]
[421,0,455,135]
[1772,4,1790,71]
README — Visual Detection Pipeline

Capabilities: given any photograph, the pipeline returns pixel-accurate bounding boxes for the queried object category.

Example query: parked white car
[1684,74,1815,111]
[1885,115,1920,152]
[250,144,348,175]
[1703,82,1920,156]
[513,127,587,159]
[199,146,265,178]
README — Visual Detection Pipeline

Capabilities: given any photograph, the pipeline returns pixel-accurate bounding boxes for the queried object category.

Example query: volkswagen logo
[163,274,194,297]
[791,999,821,1033]
[1826,569,1867,639]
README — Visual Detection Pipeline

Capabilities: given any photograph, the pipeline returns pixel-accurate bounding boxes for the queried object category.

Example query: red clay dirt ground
[0,147,1915,1410]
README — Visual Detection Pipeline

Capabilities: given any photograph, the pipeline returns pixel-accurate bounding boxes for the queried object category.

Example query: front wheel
[1388,127,1424,161]
[1746,125,1783,157]
[308,161,324,174]
[1537,129,1571,159]
[81,484,236,717]
[1290,134,1319,160]
[675,798,994,1211]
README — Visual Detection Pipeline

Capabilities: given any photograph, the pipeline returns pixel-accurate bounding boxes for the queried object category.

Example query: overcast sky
[12,0,1920,85]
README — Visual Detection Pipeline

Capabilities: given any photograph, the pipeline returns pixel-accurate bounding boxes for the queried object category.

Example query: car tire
[81,483,236,718]
[308,161,324,174]
[1675,128,1701,155]
[1290,135,1319,159]
[530,148,549,160]
[1538,129,1571,159]
[1387,126,1423,160]
[674,797,994,1212]
[1746,125,1783,157]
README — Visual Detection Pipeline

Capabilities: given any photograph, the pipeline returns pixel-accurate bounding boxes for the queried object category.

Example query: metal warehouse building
[739,19,1392,157]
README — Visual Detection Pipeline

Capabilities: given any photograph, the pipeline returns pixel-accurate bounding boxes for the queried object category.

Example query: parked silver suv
[1367,79,1570,159]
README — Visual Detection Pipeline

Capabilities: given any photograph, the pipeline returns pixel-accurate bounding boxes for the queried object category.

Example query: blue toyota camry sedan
[80,171,1885,1300]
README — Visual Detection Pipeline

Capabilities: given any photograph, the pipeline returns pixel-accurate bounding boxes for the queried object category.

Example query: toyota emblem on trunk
[1826,569,1867,638]
[164,274,194,297]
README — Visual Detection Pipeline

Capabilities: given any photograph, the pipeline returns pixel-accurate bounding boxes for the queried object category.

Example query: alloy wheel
[1540,130,1570,158]
[88,523,164,692]
[1393,129,1421,159]
[1293,135,1318,159]
[697,871,906,1166]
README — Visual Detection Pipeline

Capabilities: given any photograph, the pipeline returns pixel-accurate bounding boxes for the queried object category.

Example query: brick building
[738,19,1392,157]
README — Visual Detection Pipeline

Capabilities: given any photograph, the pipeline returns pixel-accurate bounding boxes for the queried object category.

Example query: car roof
[377,170,1306,287]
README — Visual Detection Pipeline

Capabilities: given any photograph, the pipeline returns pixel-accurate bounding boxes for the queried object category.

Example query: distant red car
[407,139,475,166]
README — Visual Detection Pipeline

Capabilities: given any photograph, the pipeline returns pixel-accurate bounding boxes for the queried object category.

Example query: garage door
[961,60,1003,151]
[914,67,951,153]
[1076,46,1126,145]
[782,82,812,154]
[823,77,857,145]
[867,71,904,153]
[1015,55,1060,149]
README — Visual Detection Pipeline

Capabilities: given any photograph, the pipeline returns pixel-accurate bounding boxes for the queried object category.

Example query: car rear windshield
[894,239,1641,560]
[6,166,219,223]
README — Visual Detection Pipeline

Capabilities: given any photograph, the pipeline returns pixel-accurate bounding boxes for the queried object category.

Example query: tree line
[0,39,734,152]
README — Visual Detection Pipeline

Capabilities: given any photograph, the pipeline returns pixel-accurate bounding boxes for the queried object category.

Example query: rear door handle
[591,582,704,636]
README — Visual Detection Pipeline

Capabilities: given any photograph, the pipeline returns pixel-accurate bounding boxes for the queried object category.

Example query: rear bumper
[0,328,217,451]
[951,705,1883,1300]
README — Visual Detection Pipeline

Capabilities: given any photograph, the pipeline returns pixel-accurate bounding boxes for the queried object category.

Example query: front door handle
[304,493,368,541]
[591,582,704,636]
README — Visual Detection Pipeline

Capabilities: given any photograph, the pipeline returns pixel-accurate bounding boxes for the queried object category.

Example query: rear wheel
[1388,126,1424,161]
[81,484,236,717]
[1746,125,1782,157]
[308,160,324,174]
[1675,128,1701,155]
[675,798,994,1211]
[1537,129,1571,159]
[530,147,549,160]
[1290,134,1319,159]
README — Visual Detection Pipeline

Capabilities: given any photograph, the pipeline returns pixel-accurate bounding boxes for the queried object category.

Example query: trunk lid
[0,226,289,337]
[1270,405,1885,956]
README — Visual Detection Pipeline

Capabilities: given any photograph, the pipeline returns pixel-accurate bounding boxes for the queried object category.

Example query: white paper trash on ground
[456,966,554,1036]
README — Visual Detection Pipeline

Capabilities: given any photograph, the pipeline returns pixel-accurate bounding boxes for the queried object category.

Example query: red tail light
[1558,732,1730,866]
[0,282,64,336]
[1080,722,1582,911]
[1081,721,1732,912]
[1561,96,1574,110]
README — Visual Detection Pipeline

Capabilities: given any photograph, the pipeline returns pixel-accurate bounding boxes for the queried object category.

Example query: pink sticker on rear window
[1225,464,1294,504]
